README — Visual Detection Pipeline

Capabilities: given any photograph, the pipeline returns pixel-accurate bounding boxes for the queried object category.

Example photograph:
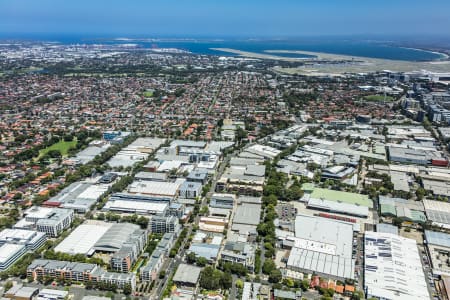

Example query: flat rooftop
[0,243,25,263]
[173,263,201,285]
[54,222,112,255]
[232,203,261,226]
[310,188,372,207]
[287,215,355,279]
[364,231,429,300]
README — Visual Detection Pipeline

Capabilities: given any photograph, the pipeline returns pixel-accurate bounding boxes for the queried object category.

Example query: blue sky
[1,0,449,38]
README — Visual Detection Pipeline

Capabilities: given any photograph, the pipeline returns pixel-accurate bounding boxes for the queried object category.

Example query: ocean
[0,34,444,61]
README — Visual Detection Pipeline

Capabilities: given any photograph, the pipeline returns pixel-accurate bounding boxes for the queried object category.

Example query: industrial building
[286,215,355,280]
[364,231,429,300]
[72,140,111,165]
[44,182,108,213]
[107,137,166,168]
[54,222,112,255]
[14,206,74,237]
[103,192,170,216]
[172,263,202,288]
[54,221,147,272]
[303,187,372,218]
[388,145,447,166]
[0,229,47,271]
[379,196,426,224]
[424,230,450,277]
[210,193,235,209]
[198,216,228,233]
[423,199,450,229]
[231,202,261,235]
[128,180,180,198]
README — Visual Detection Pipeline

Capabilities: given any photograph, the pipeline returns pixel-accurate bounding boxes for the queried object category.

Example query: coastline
[398,46,449,60]
[211,47,450,74]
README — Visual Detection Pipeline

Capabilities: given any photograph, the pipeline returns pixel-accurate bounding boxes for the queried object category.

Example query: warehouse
[73,141,111,164]
[379,196,426,224]
[303,187,372,218]
[231,202,261,235]
[210,193,235,209]
[388,145,445,166]
[107,137,166,168]
[45,182,108,213]
[54,222,112,255]
[286,215,355,280]
[364,231,429,300]
[103,197,169,216]
[424,230,450,277]
[423,199,450,229]
[134,171,168,182]
[173,263,202,288]
[128,180,180,198]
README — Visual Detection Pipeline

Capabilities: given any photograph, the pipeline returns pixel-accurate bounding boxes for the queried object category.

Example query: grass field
[143,91,154,97]
[39,139,77,158]
[310,187,372,207]
[364,94,395,102]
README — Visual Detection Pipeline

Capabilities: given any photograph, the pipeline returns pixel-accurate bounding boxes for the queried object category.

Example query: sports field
[39,139,77,158]
[364,95,395,102]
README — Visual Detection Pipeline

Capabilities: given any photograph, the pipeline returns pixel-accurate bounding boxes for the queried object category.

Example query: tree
[262,259,276,275]
[186,252,197,264]
[300,279,309,291]
[268,269,282,283]
[235,279,244,289]
[63,135,74,142]
[196,256,208,267]
[220,272,232,289]
[199,266,222,290]
[392,217,403,228]
[416,187,426,200]
[159,271,166,279]
[136,216,149,229]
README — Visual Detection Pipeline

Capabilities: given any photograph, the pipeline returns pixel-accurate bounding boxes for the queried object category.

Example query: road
[150,148,238,299]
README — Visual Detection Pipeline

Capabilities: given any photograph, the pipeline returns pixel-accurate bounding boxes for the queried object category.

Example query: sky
[1,0,450,38]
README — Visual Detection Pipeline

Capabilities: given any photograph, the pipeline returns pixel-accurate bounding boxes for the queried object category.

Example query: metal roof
[425,230,450,248]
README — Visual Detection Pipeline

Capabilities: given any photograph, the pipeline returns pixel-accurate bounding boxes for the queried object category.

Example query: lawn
[39,139,77,158]
[364,94,395,102]
[143,91,154,97]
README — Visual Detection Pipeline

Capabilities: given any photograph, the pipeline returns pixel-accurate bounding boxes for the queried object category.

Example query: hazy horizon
[2,0,450,39]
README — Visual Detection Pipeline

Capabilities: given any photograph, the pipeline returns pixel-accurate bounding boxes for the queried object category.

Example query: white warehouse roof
[55,222,112,255]
[364,231,429,300]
